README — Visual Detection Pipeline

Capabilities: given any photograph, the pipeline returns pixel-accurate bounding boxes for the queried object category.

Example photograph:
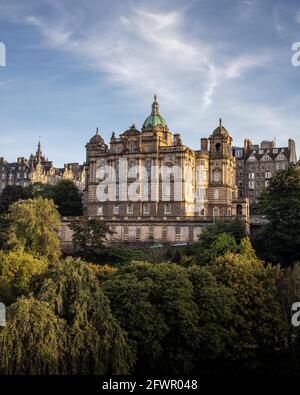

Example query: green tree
[5,197,61,262]
[52,180,83,217]
[202,218,247,244]
[187,266,237,368]
[103,261,199,375]
[38,257,133,374]
[209,252,287,369]
[0,297,66,375]
[29,180,83,216]
[197,233,238,265]
[192,218,247,265]
[28,182,56,201]
[0,249,48,297]
[70,217,112,261]
[0,185,31,214]
[255,167,300,267]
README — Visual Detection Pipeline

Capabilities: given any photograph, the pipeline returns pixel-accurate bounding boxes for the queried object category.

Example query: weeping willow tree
[38,257,134,375]
[0,297,66,375]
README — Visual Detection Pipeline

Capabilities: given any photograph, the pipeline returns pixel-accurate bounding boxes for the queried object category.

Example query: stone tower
[208,119,238,217]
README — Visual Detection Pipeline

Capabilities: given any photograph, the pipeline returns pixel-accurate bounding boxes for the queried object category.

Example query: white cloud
[1,0,297,154]
[225,54,269,79]
[23,4,267,115]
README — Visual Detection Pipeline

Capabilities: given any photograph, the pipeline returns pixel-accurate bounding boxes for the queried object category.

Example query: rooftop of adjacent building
[0,141,84,175]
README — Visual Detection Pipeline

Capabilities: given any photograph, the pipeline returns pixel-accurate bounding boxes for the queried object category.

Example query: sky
[0,0,299,166]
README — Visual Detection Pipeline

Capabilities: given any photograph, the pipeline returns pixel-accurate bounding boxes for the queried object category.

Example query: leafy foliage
[0,297,66,375]
[70,217,112,261]
[192,218,247,265]
[4,197,61,262]
[209,252,287,368]
[0,180,83,217]
[197,233,238,264]
[103,261,200,375]
[0,249,48,297]
[51,180,83,217]
[187,266,237,365]
[255,167,300,267]
[38,257,133,374]
[0,185,31,214]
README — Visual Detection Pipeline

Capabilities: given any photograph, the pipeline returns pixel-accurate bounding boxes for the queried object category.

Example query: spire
[219,118,222,128]
[151,94,160,115]
[96,127,99,135]
[36,137,42,163]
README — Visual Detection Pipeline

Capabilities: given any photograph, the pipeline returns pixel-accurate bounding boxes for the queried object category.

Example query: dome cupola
[142,95,168,130]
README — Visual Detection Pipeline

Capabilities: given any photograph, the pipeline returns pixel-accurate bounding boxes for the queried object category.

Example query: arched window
[214,170,221,182]
[215,143,221,152]
[145,159,152,177]
[128,159,137,178]
[237,204,243,216]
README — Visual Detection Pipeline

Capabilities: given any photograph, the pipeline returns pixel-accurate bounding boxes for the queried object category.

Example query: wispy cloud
[22,4,267,113]
[0,0,298,161]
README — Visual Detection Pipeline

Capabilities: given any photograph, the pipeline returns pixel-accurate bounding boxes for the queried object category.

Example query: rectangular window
[113,204,119,215]
[249,180,255,189]
[164,203,171,214]
[127,203,133,215]
[143,203,150,215]
[175,226,181,241]
[265,172,272,179]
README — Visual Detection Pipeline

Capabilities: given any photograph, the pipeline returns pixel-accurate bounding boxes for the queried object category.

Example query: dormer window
[262,155,271,162]
[215,143,221,152]
[277,154,285,161]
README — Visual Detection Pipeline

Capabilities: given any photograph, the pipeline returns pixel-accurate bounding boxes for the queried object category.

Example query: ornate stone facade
[233,138,297,205]
[0,141,85,193]
[84,97,249,244]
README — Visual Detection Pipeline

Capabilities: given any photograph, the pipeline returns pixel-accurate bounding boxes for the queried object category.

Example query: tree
[187,266,237,370]
[209,252,287,369]
[0,249,48,297]
[29,182,56,201]
[197,233,238,265]
[5,197,61,262]
[202,218,247,244]
[38,257,133,374]
[103,261,199,375]
[192,218,247,265]
[0,185,31,214]
[70,218,112,261]
[30,180,83,217]
[52,180,83,217]
[0,297,66,375]
[255,167,300,267]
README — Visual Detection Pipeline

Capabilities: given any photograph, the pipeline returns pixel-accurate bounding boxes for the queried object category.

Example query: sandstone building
[84,96,249,244]
[233,138,297,205]
[0,141,85,193]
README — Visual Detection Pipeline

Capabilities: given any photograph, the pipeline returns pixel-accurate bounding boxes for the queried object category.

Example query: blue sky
[0,0,299,166]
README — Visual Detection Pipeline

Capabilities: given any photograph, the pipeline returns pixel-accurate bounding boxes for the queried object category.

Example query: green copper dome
[142,95,168,129]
